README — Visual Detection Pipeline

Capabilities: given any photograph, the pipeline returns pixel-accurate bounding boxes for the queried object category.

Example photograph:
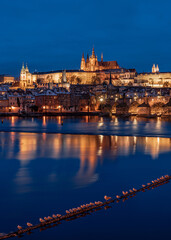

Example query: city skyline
[1,0,171,76]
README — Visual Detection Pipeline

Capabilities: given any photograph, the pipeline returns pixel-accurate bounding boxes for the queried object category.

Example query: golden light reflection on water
[16,133,38,164]
[0,132,171,191]
[42,116,46,126]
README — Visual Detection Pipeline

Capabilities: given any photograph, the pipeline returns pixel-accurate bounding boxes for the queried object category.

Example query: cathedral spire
[156,64,159,72]
[101,53,103,62]
[25,63,29,72]
[152,64,156,73]
[80,53,86,70]
[92,46,95,57]
[21,62,25,74]
[86,54,89,63]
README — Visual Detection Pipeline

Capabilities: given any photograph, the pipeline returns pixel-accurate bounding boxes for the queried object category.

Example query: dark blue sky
[0,0,171,76]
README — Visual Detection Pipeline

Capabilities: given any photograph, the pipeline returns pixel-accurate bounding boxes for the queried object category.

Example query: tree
[114,80,122,86]
[17,97,20,107]
[99,102,113,116]
[37,78,42,84]
[128,81,133,86]
[30,105,39,112]
[102,81,108,87]
[76,77,82,84]
[158,80,163,86]
[149,78,154,87]
[70,75,76,84]
[91,76,101,85]
[163,81,169,88]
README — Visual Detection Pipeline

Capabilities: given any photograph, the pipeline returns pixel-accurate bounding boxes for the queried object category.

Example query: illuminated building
[20,63,36,89]
[0,75,14,83]
[135,65,171,87]
[19,48,135,87]
[80,47,120,71]
[152,64,159,73]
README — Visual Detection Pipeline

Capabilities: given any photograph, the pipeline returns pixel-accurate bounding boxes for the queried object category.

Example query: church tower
[80,53,86,70]
[92,47,95,58]
[156,64,159,73]
[101,53,103,62]
[20,63,27,89]
[20,63,33,89]
[89,47,97,71]
[152,64,159,73]
[152,64,156,73]
[86,54,89,63]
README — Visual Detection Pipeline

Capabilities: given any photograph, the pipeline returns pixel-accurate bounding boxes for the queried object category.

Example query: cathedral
[80,47,120,71]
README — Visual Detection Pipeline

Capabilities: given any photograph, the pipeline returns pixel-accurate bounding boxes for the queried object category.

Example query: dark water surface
[0,116,171,137]
[0,117,171,240]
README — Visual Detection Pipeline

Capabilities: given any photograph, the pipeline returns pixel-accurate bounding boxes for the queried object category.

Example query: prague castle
[19,47,136,89]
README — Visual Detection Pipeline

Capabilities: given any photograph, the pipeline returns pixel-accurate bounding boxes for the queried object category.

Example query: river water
[0,117,170,240]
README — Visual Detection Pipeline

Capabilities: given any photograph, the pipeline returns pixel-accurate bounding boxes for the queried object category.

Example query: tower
[80,53,86,70]
[62,70,67,83]
[156,64,159,73]
[101,53,103,62]
[20,63,26,81]
[92,47,95,58]
[152,64,159,73]
[152,64,156,73]
[25,64,29,72]
[86,54,89,63]
[89,47,97,71]
[20,63,33,89]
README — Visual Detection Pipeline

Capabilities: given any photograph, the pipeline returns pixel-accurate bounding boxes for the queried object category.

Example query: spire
[86,54,89,63]
[92,46,95,57]
[156,64,159,72]
[62,70,67,83]
[25,63,29,72]
[82,53,85,59]
[109,71,112,85]
[80,53,86,70]
[152,64,156,73]
[21,62,25,74]
[101,53,103,62]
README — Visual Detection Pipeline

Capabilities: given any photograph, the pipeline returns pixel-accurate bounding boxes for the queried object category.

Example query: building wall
[135,72,171,87]
[35,94,70,109]
[0,76,14,83]
[33,71,98,84]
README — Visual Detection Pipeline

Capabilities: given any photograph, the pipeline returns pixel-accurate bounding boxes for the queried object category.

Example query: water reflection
[1,116,171,137]
[11,116,16,127]
[0,132,171,192]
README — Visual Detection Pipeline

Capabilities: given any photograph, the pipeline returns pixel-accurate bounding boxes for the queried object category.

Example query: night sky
[0,0,171,76]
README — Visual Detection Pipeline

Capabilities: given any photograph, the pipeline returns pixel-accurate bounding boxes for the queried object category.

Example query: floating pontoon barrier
[0,175,170,240]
